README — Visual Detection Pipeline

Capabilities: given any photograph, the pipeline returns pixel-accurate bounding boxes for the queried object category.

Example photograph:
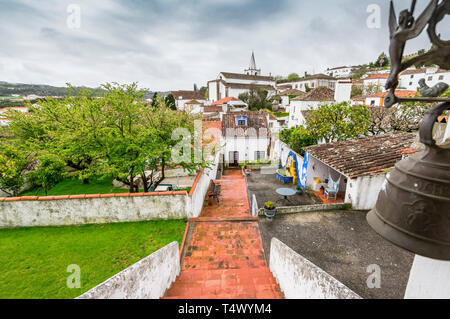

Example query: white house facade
[279,74,337,92]
[221,111,271,166]
[399,67,450,91]
[324,66,353,78]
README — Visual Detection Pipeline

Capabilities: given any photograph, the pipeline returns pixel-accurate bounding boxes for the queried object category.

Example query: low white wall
[0,192,188,228]
[189,153,220,218]
[345,174,386,210]
[404,255,450,299]
[77,242,180,299]
[269,238,361,299]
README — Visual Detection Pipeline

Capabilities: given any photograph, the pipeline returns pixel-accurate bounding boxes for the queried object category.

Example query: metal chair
[324,174,340,200]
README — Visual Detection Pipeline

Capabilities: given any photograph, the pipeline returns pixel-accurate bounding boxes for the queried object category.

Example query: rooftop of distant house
[326,66,351,70]
[286,73,336,83]
[291,87,335,102]
[400,67,450,76]
[171,90,205,100]
[365,90,419,99]
[221,111,269,137]
[279,89,307,97]
[218,72,275,82]
[364,74,389,80]
[303,132,417,179]
[211,97,240,106]
[204,106,223,113]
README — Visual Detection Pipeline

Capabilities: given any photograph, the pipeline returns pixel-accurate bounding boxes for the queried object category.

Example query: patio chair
[324,173,340,200]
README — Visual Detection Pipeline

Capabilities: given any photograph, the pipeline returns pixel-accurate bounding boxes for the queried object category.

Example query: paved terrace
[163,169,283,299]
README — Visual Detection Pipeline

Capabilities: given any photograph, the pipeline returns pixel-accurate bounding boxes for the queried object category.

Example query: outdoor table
[275,188,296,205]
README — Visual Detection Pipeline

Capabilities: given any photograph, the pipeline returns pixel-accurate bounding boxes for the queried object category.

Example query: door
[229,151,239,167]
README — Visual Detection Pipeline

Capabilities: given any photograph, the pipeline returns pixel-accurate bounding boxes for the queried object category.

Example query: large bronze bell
[367,101,450,260]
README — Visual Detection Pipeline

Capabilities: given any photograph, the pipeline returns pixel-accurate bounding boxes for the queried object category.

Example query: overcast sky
[0,0,447,91]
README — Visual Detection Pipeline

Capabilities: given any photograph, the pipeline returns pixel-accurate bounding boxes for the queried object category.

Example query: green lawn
[21,176,130,196]
[0,220,186,299]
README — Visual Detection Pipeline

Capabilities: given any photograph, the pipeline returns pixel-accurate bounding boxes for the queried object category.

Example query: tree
[29,153,66,195]
[151,92,160,108]
[193,83,198,91]
[351,85,363,97]
[238,87,271,111]
[0,142,32,196]
[279,126,315,155]
[287,73,300,82]
[165,94,177,110]
[306,102,371,143]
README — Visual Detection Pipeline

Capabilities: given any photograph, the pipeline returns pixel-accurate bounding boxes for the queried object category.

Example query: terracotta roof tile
[292,87,335,102]
[222,111,269,137]
[304,133,417,178]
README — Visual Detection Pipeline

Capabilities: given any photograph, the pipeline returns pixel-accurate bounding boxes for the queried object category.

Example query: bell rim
[367,208,450,261]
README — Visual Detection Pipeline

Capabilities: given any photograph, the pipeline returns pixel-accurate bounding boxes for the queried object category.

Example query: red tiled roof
[292,87,335,102]
[365,90,418,98]
[211,97,239,106]
[222,111,269,137]
[279,89,306,97]
[304,133,417,178]
[204,106,223,113]
[364,74,389,80]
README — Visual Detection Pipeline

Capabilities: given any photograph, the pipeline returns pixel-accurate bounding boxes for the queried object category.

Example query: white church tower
[244,51,261,76]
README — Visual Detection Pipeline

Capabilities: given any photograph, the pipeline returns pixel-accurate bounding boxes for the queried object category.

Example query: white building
[303,132,417,210]
[279,74,337,92]
[207,53,276,103]
[171,91,207,111]
[221,111,271,166]
[324,66,353,78]
[399,67,450,91]
[288,87,335,128]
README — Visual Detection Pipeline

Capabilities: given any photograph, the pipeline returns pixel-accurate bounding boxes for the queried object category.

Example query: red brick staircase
[163,169,283,299]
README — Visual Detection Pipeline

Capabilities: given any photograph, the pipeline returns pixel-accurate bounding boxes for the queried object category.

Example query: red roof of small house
[211,97,240,106]
[364,74,389,80]
[204,106,223,113]
[365,90,418,99]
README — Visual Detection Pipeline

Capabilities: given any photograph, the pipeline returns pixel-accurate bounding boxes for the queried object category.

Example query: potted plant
[296,185,304,195]
[264,201,276,221]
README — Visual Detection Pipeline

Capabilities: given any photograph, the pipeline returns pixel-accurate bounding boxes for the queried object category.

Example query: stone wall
[269,238,361,299]
[77,242,180,299]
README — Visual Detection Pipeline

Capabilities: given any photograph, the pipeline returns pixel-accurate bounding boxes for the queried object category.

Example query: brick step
[164,283,283,299]
[176,267,276,282]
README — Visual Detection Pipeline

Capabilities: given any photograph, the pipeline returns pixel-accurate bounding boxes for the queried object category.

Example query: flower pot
[264,208,276,221]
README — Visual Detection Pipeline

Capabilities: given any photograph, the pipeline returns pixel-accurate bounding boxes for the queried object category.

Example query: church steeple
[245,51,261,76]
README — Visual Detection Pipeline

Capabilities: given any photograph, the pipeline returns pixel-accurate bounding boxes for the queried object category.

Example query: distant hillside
[0,82,162,100]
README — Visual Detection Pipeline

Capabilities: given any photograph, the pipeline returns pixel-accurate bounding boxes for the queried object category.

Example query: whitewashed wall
[399,70,450,91]
[77,242,180,299]
[404,255,450,299]
[345,174,386,210]
[189,154,220,218]
[0,192,189,228]
[269,238,361,299]
[223,136,270,164]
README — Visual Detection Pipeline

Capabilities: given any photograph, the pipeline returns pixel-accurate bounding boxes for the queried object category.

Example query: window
[410,75,414,78]
[255,151,265,160]
[311,83,315,88]
[370,100,375,106]
[409,82,413,86]
[439,75,444,80]
[238,120,246,126]
[428,76,433,81]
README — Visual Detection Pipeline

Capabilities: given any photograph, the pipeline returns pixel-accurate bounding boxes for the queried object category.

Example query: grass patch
[21,176,130,196]
[0,220,186,299]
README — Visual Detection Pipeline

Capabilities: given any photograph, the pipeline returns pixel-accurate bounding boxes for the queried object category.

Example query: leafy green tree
[351,85,363,97]
[306,102,371,143]
[238,88,271,110]
[0,142,31,196]
[287,73,300,82]
[29,153,66,195]
[151,92,160,108]
[279,126,315,155]
[165,94,177,110]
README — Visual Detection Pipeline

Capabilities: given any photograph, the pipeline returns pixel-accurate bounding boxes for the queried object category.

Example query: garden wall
[0,191,189,228]
[77,241,180,299]
[269,238,361,299]
[0,157,220,228]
